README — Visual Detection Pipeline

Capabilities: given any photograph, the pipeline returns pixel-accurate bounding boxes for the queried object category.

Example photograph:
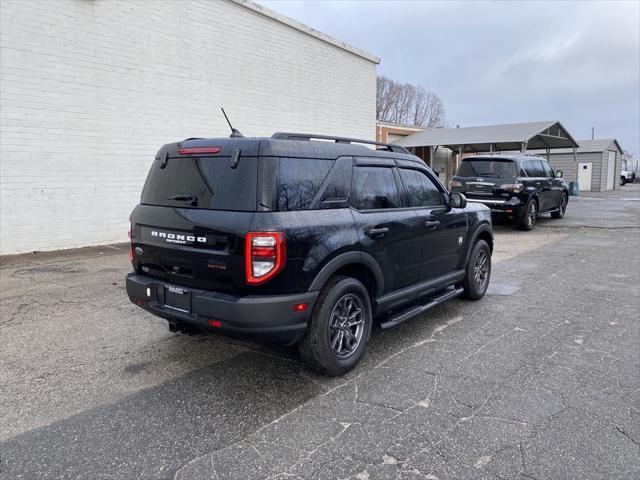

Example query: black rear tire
[462,240,491,300]
[516,199,537,231]
[551,192,568,219]
[621,177,627,186]
[299,276,372,376]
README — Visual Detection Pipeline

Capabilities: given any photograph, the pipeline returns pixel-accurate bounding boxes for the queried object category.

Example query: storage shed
[540,139,624,192]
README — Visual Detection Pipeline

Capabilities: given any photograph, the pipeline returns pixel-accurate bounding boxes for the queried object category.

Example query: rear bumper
[467,197,523,213]
[126,273,318,344]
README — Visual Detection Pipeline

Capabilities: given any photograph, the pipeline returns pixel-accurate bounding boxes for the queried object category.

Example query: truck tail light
[245,232,286,285]
[500,183,524,193]
[449,180,462,189]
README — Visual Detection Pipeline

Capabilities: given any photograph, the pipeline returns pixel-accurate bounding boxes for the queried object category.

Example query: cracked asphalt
[1,185,639,479]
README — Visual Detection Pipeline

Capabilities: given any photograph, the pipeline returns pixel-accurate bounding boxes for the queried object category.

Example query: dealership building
[0,0,379,255]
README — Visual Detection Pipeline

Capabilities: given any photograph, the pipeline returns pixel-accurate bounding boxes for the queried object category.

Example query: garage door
[606,151,616,190]
[578,163,592,191]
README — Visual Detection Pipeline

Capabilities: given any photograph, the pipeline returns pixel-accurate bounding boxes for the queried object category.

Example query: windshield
[457,159,517,179]
[141,156,257,211]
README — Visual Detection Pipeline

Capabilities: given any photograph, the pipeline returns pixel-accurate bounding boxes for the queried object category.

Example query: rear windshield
[457,159,517,179]
[141,156,257,211]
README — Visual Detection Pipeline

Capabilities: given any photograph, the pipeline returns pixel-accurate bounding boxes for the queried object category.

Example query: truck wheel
[299,276,372,376]
[462,240,491,300]
[516,199,537,231]
[620,177,626,186]
[551,193,568,219]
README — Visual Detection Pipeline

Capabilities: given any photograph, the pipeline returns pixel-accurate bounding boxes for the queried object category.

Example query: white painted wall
[0,0,378,255]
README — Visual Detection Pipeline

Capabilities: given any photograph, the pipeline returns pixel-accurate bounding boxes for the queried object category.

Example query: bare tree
[376,76,446,127]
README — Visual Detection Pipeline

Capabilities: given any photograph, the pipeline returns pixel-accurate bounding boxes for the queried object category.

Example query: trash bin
[569,181,580,196]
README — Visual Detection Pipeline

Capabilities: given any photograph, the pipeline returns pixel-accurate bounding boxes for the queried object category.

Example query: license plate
[164,285,191,313]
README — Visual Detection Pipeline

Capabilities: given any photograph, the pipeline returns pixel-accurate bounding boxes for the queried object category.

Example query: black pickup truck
[126,133,494,375]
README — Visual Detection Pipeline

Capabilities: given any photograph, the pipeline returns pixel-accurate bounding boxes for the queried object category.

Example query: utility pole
[591,127,595,140]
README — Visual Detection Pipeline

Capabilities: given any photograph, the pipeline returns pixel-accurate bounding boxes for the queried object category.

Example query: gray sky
[259,0,640,157]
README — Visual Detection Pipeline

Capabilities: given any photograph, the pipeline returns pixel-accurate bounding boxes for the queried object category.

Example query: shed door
[606,151,616,190]
[578,163,592,191]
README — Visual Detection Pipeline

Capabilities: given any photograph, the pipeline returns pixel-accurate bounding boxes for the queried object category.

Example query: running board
[380,287,464,330]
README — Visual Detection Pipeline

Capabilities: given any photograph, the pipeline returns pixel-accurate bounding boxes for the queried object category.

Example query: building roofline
[230,0,380,64]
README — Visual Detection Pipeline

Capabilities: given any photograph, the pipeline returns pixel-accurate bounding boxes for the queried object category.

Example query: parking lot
[1,185,639,480]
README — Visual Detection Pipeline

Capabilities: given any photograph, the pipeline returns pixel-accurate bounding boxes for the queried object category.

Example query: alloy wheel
[328,294,365,359]
[527,202,537,228]
[473,250,489,291]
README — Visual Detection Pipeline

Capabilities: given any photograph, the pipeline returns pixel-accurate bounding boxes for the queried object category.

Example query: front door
[397,164,467,281]
[523,158,553,210]
[607,151,616,190]
[350,162,422,292]
[578,163,593,191]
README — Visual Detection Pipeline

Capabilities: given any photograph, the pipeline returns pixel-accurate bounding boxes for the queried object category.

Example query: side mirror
[450,192,467,209]
[556,170,563,178]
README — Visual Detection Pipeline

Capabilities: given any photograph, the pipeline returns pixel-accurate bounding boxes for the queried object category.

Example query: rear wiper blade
[167,194,198,206]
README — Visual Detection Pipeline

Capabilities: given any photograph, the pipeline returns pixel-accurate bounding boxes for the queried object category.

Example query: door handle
[424,220,440,228]
[366,227,389,238]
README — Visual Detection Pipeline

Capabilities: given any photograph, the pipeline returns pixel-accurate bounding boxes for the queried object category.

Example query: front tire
[551,192,568,219]
[299,276,372,376]
[462,240,491,300]
[517,199,537,231]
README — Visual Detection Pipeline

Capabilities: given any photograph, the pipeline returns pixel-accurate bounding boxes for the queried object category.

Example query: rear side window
[141,156,257,211]
[523,159,544,177]
[457,159,517,178]
[399,168,445,207]
[277,158,333,211]
[351,166,401,210]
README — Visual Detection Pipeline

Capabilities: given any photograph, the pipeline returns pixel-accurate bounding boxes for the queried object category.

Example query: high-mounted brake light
[245,232,286,285]
[178,146,221,155]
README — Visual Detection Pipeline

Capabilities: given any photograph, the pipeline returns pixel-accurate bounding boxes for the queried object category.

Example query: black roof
[156,134,423,164]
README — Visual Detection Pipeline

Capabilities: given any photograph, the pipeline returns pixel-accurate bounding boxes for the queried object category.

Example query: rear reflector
[293,303,308,312]
[207,319,222,328]
[178,146,221,155]
[245,232,286,285]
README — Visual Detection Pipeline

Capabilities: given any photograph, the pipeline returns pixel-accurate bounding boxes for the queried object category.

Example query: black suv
[126,133,493,375]
[450,154,569,230]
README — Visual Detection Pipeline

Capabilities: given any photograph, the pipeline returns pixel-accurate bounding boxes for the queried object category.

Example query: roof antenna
[221,108,244,138]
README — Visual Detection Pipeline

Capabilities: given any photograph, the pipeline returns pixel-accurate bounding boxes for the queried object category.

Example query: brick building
[0,0,379,254]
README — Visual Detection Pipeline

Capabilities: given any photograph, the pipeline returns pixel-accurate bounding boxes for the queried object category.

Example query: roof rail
[271,132,410,154]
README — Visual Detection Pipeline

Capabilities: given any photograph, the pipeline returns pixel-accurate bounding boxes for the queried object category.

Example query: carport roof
[395,120,579,153]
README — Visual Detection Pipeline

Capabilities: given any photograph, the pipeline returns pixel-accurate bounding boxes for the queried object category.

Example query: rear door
[522,159,552,210]
[350,160,422,292]
[451,157,519,201]
[398,164,467,281]
[131,152,258,295]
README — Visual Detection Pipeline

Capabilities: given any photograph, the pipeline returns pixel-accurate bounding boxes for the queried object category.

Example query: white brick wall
[0,0,377,255]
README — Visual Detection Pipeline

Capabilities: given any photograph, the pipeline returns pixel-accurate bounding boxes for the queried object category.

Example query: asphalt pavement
[1,185,639,479]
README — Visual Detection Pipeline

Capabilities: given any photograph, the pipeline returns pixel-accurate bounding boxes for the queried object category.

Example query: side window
[398,168,445,207]
[351,166,401,210]
[542,161,554,178]
[278,158,333,211]
[523,159,544,177]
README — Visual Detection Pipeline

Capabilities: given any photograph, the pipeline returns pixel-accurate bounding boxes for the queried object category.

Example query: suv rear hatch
[450,157,520,201]
[130,141,259,295]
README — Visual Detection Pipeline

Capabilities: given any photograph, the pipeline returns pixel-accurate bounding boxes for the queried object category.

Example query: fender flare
[308,251,385,296]
[464,222,493,265]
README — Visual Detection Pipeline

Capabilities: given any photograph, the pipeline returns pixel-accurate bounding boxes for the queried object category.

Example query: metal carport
[395,120,580,182]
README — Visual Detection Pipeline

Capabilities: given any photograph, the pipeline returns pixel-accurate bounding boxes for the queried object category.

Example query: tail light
[449,180,462,189]
[500,183,524,193]
[178,146,220,155]
[128,226,134,263]
[245,232,286,285]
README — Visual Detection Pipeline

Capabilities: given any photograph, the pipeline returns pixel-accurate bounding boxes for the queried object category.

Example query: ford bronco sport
[450,154,569,231]
[126,133,493,375]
